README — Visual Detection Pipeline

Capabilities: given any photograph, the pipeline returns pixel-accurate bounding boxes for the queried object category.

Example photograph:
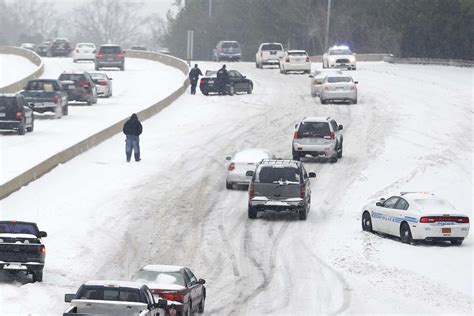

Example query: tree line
[163,0,473,61]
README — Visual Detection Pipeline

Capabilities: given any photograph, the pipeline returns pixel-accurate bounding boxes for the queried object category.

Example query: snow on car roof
[84,280,144,288]
[141,264,184,272]
[302,116,331,122]
[287,50,307,53]
[233,148,271,163]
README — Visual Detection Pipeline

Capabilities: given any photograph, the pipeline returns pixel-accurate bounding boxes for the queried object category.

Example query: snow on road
[0,62,472,314]
[0,54,38,88]
[0,57,185,184]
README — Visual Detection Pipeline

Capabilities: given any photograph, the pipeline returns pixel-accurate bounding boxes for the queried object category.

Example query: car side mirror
[64,294,75,303]
[39,231,47,238]
[156,299,167,309]
[354,81,358,84]
[308,172,316,178]
[225,156,231,161]
[294,124,298,129]
[198,278,206,284]
[376,201,383,207]
[308,75,314,78]
[245,171,254,177]
[338,125,343,130]
[243,76,246,79]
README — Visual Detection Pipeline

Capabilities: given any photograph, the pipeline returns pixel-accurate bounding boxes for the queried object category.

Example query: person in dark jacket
[122,113,143,162]
[216,64,229,95]
[188,64,203,95]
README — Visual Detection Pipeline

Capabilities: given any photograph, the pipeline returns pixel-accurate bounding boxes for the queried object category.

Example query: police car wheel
[400,223,413,244]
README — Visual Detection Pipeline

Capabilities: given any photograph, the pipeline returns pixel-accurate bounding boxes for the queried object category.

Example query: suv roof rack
[260,159,298,165]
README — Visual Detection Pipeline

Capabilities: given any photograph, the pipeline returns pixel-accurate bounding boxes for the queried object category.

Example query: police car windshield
[329,49,352,55]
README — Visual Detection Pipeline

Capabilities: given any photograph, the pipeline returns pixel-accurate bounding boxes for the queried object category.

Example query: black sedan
[199,70,253,96]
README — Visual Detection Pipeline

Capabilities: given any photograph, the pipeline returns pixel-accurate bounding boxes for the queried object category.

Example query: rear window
[221,42,239,48]
[90,73,106,79]
[58,74,86,82]
[413,199,456,211]
[261,44,283,51]
[77,286,142,302]
[100,46,121,54]
[26,81,59,91]
[132,270,185,286]
[0,222,39,236]
[0,97,20,111]
[256,166,301,184]
[288,51,307,56]
[298,122,331,138]
[326,76,352,83]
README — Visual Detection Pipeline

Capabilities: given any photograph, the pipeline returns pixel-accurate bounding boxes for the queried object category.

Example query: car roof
[399,192,436,200]
[287,50,307,53]
[61,71,88,74]
[259,159,300,166]
[140,264,184,272]
[301,116,332,122]
[84,280,144,288]
[100,44,121,47]
[77,42,95,45]
[219,40,239,43]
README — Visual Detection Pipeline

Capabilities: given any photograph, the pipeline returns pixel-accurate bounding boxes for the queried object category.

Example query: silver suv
[292,116,343,163]
[95,44,125,71]
[247,160,316,220]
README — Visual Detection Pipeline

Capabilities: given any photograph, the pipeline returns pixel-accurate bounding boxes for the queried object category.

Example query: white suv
[73,43,96,62]
[292,116,344,163]
[255,43,285,68]
[322,45,356,70]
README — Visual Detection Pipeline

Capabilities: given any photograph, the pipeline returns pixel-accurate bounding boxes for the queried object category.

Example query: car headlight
[349,56,355,62]
[329,57,336,63]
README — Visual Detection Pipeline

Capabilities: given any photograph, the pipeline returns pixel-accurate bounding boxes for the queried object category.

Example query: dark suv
[212,41,242,62]
[0,94,34,135]
[247,160,316,220]
[50,38,72,57]
[95,44,125,70]
[58,72,97,105]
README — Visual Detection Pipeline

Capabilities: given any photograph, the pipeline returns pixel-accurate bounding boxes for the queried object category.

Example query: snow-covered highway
[0,61,472,314]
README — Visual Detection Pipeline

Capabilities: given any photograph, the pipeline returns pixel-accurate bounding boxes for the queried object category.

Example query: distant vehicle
[362,192,470,245]
[225,149,276,189]
[131,264,206,316]
[50,38,72,57]
[130,46,147,51]
[63,280,167,315]
[0,221,47,282]
[199,69,253,96]
[35,44,49,57]
[212,41,242,62]
[247,159,316,220]
[322,45,356,70]
[95,44,125,70]
[89,72,113,98]
[292,116,343,163]
[320,74,358,104]
[255,42,285,68]
[58,71,97,105]
[309,69,342,97]
[20,43,36,51]
[279,50,311,74]
[20,79,69,117]
[73,43,96,62]
[0,93,34,135]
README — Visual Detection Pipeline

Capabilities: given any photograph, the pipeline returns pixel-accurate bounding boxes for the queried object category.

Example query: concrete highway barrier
[384,56,473,67]
[0,46,44,93]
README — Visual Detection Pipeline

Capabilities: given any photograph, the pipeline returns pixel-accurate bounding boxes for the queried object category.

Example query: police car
[361,192,470,245]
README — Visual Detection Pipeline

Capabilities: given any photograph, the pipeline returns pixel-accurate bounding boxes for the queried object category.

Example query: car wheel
[228,85,235,96]
[352,67,357,70]
[337,144,343,158]
[451,239,463,246]
[184,303,192,316]
[258,62,263,69]
[247,84,253,94]
[202,91,209,96]
[226,181,233,190]
[95,65,99,71]
[352,99,358,104]
[255,62,259,68]
[299,205,308,220]
[329,154,338,163]
[198,296,205,313]
[292,151,300,161]
[362,211,373,232]
[87,96,93,106]
[400,222,413,244]
[62,104,68,116]
[73,59,77,63]
[120,65,125,71]
[18,123,26,135]
[321,98,327,104]
[248,206,257,219]
[26,118,34,132]
[32,270,43,282]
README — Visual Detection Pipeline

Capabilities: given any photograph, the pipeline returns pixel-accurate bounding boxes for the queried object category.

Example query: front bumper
[328,61,356,69]
[411,223,470,240]
[321,90,357,101]
[249,197,305,211]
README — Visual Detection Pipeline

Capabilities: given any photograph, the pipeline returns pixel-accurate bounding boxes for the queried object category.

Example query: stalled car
[0,93,34,135]
[58,71,98,105]
[89,72,113,98]
[21,79,69,117]
[73,43,96,62]
[35,44,49,57]
[309,69,342,97]
[95,44,125,71]
[362,192,470,245]
[225,148,275,189]
[212,41,242,62]
[320,74,358,104]
[279,50,311,74]
[199,69,253,95]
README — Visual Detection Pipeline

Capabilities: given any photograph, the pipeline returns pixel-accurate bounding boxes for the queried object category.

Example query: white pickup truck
[255,42,285,68]
[63,280,167,316]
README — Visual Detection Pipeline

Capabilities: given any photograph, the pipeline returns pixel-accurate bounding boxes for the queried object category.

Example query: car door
[393,198,410,237]
[379,196,400,236]
[330,120,342,145]
[18,96,33,125]
[228,71,240,91]
[184,268,201,309]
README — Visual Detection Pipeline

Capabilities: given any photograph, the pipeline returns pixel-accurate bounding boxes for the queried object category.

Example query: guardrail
[0,51,189,200]
[0,46,44,93]
[384,56,473,67]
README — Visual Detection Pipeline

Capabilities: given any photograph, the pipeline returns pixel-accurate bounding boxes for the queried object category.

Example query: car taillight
[79,81,89,88]
[294,131,299,139]
[330,132,335,140]
[53,95,60,103]
[228,162,235,171]
[300,185,305,198]
[324,86,329,91]
[117,51,124,57]
[99,80,108,85]
[76,49,79,53]
[15,111,23,119]
[96,51,104,57]
[285,57,290,62]
[161,292,184,302]
[40,245,46,256]
[249,183,255,199]
[420,216,469,223]
[199,79,205,86]
[306,56,310,62]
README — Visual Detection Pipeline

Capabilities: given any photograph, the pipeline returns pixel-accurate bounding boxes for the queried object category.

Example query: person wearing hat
[188,64,203,95]
[122,113,143,162]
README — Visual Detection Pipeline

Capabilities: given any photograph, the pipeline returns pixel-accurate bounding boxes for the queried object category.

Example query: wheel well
[399,221,409,235]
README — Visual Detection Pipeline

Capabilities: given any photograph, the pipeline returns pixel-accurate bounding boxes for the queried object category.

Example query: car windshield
[90,73,106,79]
[59,74,86,82]
[256,166,301,184]
[78,286,142,302]
[298,122,330,138]
[326,76,352,83]
[221,42,239,48]
[329,49,352,55]
[205,70,217,76]
[133,270,185,286]
[288,51,307,56]
[100,46,121,54]
[261,44,283,51]
[0,222,39,236]
[414,198,456,211]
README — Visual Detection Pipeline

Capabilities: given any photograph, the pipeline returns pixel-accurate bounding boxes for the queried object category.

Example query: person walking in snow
[216,64,229,95]
[188,64,203,95]
[122,113,143,162]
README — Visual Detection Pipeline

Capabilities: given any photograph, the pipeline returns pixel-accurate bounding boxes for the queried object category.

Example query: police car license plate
[442,228,451,234]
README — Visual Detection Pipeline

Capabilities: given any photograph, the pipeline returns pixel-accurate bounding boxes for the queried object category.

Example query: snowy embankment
[0,62,472,314]
[0,54,38,88]
[0,57,185,184]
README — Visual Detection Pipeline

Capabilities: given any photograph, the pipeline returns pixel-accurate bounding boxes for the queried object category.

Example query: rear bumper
[293,142,337,156]
[411,224,470,240]
[74,53,95,60]
[0,120,22,130]
[283,63,311,71]
[261,58,283,65]
[226,173,251,185]
[30,102,58,113]
[249,198,305,211]
[66,91,90,102]
[0,261,44,271]
[218,54,241,60]
[96,86,109,95]
[321,90,357,100]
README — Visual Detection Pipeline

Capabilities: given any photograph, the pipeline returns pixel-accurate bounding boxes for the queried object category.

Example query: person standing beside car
[122,113,142,162]
[216,64,229,95]
[188,64,203,95]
